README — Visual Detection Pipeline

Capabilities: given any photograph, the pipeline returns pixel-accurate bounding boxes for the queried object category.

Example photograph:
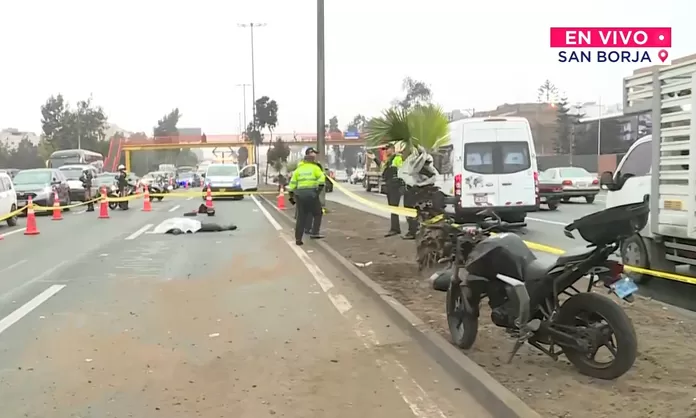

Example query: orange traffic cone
[24,197,40,235]
[205,185,214,209]
[142,185,152,212]
[98,188,110,219]
[277,186,286,210]
[51,190,63,220]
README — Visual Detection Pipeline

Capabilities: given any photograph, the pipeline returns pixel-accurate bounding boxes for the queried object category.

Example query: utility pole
[316,0,326,163]
[236,83,251,135]
[238,22,266,164]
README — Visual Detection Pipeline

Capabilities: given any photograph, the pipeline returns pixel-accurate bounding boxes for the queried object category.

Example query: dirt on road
[322,201,696,418]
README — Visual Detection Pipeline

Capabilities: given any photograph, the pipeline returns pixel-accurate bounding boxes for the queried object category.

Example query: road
[0,193,493,417]
[328,183,696,310]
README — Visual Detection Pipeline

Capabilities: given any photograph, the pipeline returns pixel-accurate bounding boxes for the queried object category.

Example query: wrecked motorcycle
[429,198,647,380]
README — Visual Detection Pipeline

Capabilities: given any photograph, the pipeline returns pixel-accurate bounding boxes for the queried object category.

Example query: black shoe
[384,230,400,237]
[309,234,325,239]
[402,233,416,240]
[296,240,304,246]
[304,229,311,234]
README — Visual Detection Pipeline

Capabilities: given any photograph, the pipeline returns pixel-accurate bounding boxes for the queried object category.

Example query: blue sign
[344,131,359,139]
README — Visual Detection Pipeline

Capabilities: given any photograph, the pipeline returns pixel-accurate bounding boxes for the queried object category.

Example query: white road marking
[0,259,27,274]
[251,195,282,231]
[525,217,567,226]
[75,209,87,215]
[186,196,194,201]
[0,285,66,336]
[125,224,153,240]
[256,196,449,418]
[1,260,68,301]
[327,293,353,315]
[0,227,27,238]
[168,204,181,212]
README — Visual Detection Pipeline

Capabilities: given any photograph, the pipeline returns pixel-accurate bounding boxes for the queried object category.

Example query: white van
[449,117,539,223]
[0,172,18,226]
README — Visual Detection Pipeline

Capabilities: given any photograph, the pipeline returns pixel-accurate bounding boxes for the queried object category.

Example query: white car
[0,172,18,226]
[543,167,600,203]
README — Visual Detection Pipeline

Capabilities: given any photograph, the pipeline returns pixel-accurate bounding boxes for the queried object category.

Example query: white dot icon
[659,35,665,41]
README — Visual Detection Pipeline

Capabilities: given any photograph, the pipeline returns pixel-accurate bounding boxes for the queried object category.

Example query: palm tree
[365,104,450,270]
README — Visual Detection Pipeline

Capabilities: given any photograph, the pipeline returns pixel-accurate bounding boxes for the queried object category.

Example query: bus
[47,149,104,171]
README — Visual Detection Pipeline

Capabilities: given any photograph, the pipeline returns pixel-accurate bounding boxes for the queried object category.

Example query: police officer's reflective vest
[288,160,326,191]
[381,154,403,181]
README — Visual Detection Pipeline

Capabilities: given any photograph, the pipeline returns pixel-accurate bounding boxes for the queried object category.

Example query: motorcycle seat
[555,246,596,264]
[523,255,558,281]
[523,246,597,281]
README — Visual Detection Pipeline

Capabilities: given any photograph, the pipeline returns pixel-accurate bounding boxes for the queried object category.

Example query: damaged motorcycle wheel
[446,282,478,349]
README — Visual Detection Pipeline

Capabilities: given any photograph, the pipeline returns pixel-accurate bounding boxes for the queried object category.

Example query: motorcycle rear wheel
[446,283,479,349]
[555,292,637,380]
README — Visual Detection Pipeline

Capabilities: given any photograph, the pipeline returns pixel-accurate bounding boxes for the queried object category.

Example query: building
[0,128,40,150]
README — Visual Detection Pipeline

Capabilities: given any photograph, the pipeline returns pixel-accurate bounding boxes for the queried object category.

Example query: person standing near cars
[288,148,325,245]
[79,168,95,212]
[370,143,406,238]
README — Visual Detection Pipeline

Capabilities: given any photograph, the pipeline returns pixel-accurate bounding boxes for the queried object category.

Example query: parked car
[543,167,600,203]
[13,168,71,213]
[334,169,349,182]
[0,172,18,226]
[0,168,20,179]
[58,164,99,201]
[537,171,563,210]
[178,171,201,187]
[94,172,118,192]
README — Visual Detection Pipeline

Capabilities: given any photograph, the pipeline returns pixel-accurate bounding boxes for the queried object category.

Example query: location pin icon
[658,49,669,63]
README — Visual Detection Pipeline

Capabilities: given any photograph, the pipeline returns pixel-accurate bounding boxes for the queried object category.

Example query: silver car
[542,167,600,203]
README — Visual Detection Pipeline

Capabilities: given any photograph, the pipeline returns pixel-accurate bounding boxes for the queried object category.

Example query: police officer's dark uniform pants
[294,189,322,242]
[402,186,419,236]
[85,188,94,211]
[385,181,402,233]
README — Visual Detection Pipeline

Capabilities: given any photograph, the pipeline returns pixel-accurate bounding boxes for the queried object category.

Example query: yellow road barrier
[0,206,27,222]
[325,177,696,285]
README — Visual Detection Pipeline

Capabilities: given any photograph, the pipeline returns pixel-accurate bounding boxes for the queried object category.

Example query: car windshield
[207,165,239,177]
[559,167,590,178]
[94,175,115,186]
[13,170,51,185]
[59,167,84,180]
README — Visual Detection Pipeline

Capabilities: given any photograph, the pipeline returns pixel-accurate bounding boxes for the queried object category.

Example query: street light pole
[235,83,251,133]
[316,0,326,164]
[238,22,266,165]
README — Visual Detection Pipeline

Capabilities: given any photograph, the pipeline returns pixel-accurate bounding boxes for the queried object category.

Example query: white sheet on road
[152,217,202,234]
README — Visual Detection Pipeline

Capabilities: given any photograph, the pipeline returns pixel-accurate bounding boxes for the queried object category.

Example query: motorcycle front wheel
[446,282,479,349]
[555,292,637,380]
[108,201,118,210]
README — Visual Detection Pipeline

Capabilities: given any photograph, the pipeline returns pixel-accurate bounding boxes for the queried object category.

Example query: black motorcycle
[147,176,168,202]
[428,197,647,380]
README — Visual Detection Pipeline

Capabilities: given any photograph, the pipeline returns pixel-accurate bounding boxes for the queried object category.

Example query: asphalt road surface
[328,184,696,311]
[0,193,492,418]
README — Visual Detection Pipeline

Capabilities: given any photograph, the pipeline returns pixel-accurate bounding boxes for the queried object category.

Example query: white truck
[602,54,696,283]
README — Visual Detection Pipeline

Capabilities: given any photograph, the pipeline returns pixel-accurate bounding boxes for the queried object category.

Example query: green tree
[0,142,11,168]
[255,96,279,140]
[397,77,432,110]
[554,97,572,154]
[537,80,559,103]
[146,109,198,173]
[238,146,249,166]
[40,94,108,154]
[10,136,44,169]
[265,137,291,182]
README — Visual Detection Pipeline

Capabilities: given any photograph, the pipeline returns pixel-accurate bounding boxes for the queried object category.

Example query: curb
[259,196,541,418]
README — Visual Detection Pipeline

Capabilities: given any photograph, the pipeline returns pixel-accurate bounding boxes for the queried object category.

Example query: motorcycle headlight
[110,185,117,192]
[167,185,173,191]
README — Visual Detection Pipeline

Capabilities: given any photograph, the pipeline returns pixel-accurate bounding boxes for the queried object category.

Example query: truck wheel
[585,195,596,204]
[547,201,559,211]
[620,234,652,284]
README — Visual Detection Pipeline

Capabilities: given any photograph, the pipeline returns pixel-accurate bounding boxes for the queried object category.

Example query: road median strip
[259,194,541,418]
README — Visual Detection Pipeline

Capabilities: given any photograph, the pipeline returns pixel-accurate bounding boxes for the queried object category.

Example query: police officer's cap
[305,147,318,155]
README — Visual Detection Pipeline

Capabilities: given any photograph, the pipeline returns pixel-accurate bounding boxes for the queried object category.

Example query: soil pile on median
[322,201,696,418]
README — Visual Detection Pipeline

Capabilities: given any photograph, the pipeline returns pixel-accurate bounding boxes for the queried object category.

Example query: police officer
[371,143,408,238]
[288,148,325,245]
[304,158,327,234]
[79,168,95,212]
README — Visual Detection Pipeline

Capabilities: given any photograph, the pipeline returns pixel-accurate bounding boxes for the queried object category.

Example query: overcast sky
[1,0,693,137]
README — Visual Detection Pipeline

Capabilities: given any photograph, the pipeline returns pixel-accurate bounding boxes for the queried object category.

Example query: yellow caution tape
[0,206,27,222]
[325,177,696,285]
